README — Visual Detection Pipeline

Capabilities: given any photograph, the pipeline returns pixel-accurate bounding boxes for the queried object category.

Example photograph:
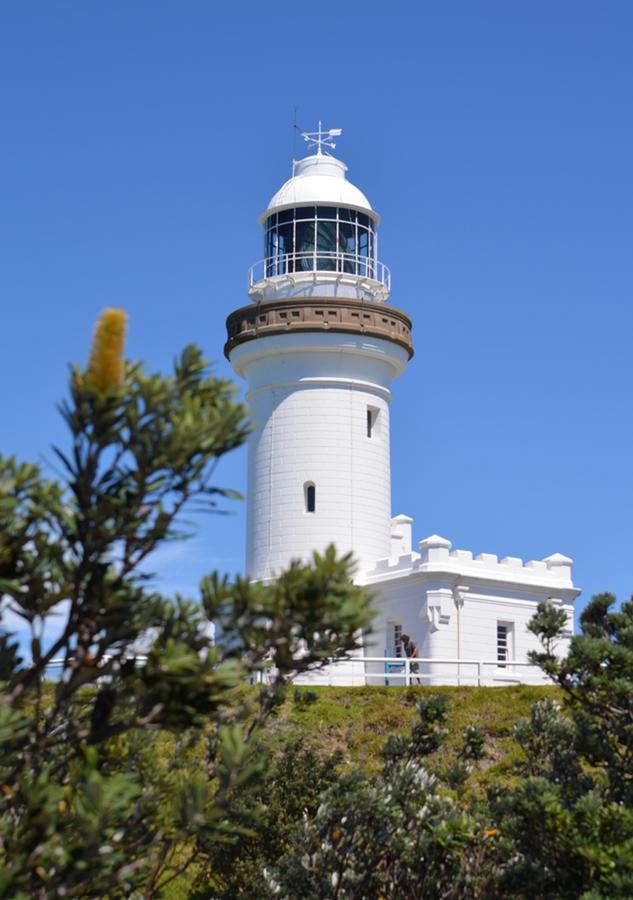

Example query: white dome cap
[260,153,379,225]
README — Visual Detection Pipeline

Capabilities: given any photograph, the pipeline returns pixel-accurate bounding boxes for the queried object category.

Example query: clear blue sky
[1,1,632,640]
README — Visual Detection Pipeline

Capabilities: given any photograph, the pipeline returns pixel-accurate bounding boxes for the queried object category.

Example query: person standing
[401,633,421,685]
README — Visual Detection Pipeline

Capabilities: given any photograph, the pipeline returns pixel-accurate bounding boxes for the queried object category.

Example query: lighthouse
[225,124,413,581]
[224,125,579,685]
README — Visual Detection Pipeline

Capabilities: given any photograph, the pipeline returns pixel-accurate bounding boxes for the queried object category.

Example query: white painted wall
[229,332,409,580]
[365,578,576,686]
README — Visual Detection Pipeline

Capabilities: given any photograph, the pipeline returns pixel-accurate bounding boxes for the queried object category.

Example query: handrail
[248,253,391,291]
[355,656,539,666]
[250,655,549,688]
[43,654,148,673]
[43,654,546,688]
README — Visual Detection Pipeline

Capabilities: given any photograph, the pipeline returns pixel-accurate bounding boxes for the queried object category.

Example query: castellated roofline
[371,516,580,597]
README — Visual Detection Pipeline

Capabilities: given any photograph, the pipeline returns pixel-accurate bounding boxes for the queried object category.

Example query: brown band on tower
[225,297,414,360]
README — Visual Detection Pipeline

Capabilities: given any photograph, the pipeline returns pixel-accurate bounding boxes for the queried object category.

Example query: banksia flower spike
[86,308,127,392]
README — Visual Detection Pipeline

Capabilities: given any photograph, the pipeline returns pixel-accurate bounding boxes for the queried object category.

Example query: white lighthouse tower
[225,125,414,581]
[224,126,579,686]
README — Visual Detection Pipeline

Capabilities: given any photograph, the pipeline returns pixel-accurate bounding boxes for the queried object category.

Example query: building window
[394,623,402,657]
[304,482,316,513]
[367,406,379,438]
[387,622,403,658]
[497,622,513,667]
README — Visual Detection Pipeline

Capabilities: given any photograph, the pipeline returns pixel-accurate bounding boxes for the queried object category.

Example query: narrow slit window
[367,406,379,438]
[305,482,316,513]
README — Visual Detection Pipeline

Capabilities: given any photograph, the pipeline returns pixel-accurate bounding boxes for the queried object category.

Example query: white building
[225,125,579,686]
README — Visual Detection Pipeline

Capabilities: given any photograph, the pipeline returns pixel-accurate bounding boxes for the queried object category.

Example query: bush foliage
[0,313,373,897]
[1,313,632,898]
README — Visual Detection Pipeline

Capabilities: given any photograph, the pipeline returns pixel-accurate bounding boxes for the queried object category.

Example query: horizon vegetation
[0,311,632,898]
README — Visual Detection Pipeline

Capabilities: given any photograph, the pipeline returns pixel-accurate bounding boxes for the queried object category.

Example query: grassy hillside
[263,683,561,788]
[161,683,561,897]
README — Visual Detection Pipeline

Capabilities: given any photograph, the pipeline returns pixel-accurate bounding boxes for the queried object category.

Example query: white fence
[42,655,148,681]
[42,654,546,688]
[254,655,548,688]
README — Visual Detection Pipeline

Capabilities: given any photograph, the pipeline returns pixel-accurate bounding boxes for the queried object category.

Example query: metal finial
[301,120,342,156]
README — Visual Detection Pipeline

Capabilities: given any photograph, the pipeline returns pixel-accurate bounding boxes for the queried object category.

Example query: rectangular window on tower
[367,406,379,438]
[497,622,513,668]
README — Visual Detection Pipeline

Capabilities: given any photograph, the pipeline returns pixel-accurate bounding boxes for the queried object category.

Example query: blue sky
[1,1,632,646]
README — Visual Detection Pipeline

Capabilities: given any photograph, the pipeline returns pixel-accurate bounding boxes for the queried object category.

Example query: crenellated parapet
[367,519,578,595]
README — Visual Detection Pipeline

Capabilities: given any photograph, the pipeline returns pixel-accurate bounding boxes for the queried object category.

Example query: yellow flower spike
[86,308,127,392]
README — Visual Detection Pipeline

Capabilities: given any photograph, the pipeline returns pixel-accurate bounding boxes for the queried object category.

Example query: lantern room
[263,202,377,280]
[248,131,391,303]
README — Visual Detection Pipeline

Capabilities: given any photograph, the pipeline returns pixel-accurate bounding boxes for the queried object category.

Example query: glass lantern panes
[264,206,377,278]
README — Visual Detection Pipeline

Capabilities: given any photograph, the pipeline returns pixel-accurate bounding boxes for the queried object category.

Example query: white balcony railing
[248,252,391,292]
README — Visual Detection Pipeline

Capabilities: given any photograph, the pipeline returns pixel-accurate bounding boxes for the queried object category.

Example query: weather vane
[301,120,342,155]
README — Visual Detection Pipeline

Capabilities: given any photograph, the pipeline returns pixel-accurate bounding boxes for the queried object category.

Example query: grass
[264,683,561,786]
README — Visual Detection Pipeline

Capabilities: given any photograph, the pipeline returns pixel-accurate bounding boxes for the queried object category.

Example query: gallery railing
[248,253,391,291]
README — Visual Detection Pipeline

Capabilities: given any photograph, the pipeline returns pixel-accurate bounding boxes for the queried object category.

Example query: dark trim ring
[224,297,414,360]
